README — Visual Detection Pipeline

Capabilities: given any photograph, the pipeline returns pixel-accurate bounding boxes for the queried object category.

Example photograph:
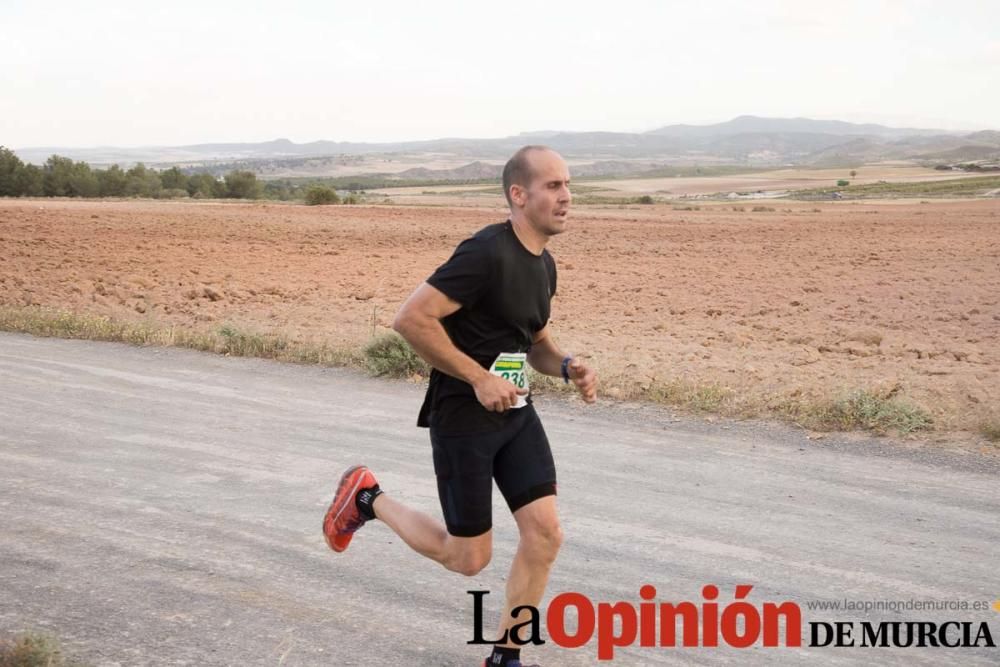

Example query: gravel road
[1,333,997,666]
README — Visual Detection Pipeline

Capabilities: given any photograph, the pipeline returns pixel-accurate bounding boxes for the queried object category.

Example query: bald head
[502,145,555,208]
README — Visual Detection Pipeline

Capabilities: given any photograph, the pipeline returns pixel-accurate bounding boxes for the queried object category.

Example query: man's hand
[473,373,529,412]
[568,358,598,403]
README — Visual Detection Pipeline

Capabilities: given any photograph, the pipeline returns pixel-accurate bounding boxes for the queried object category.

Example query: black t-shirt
[417,220,557,433]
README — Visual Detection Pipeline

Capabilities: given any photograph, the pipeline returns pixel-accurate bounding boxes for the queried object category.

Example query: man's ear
[510,183,526,207]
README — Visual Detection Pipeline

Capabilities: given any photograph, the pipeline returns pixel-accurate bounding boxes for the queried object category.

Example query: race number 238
[499,369,526,388]
[489,352,529,408]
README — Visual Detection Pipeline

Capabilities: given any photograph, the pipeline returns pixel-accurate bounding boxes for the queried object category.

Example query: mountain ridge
[11,116,999,173]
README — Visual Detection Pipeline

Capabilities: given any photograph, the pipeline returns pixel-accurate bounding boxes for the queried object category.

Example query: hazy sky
[3,0,998,148]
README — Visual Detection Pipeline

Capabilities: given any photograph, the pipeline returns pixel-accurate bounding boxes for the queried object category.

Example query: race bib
[489,352,529,409]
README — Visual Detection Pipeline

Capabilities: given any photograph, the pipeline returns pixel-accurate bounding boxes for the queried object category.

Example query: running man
[323,145,598,667]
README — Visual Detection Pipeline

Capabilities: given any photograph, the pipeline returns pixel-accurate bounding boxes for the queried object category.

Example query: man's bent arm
[527,325,567,376]
[529,325,599,403]
[392,282,490,386]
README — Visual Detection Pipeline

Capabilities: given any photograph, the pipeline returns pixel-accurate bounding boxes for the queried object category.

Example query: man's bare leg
[372,494,493,576]
[495,496,563,645]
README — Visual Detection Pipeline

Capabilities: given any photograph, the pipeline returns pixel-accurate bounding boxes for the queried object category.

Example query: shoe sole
[323,464,369,553]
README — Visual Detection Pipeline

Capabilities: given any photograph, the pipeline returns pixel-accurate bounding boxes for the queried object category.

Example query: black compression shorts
[430,404,557,537]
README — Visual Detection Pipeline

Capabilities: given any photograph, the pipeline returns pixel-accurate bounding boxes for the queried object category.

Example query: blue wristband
[561,355,573,384]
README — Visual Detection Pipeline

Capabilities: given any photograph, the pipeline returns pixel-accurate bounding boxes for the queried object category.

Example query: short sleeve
[546,253,557,298]
[426,236,493,308]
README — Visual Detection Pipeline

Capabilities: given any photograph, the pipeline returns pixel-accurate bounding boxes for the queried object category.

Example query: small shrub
[636,195,655,205]
[837,179,850,187]
[806,389,932,435]
[981,419,1000,442]
[0,633,80,667]
[217,324,288,357]
[646,379,734,414]
[305,185,339,206]
[223,170,261,199]
[363,332,428,377]
[688,385,731,412]
[751,206,775,212]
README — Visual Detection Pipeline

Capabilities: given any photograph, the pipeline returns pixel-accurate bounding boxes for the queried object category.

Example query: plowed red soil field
[2,198,998,438]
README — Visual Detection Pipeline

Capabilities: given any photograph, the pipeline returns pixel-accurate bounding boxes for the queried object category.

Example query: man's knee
[452,553,491,577]
[522,518,563,562]
[443,535,492,576]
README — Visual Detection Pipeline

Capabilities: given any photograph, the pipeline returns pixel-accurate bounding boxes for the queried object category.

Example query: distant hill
[12,116,999,178]
[395,161,501,180]
[964,130,1000,143]
[645,115,949,138]
[917,145,1000,161]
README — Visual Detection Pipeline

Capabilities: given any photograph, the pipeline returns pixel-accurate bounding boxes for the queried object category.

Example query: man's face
[513,150,572,237]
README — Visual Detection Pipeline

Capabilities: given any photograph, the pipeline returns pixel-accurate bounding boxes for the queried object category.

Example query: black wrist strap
[561,355,573,384]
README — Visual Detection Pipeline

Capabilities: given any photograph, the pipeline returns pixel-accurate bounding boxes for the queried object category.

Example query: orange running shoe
[323,464,378,553]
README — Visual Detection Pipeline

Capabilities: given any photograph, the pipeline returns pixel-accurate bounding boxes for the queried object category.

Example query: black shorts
[430,404,557,537]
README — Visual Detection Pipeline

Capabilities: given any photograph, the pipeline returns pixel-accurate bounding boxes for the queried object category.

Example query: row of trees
[0,147,261,199]
[0,146,281,201]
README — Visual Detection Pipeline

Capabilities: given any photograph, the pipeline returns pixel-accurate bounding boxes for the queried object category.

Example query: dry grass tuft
[0,633,85,667]
[0,306,939,438]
